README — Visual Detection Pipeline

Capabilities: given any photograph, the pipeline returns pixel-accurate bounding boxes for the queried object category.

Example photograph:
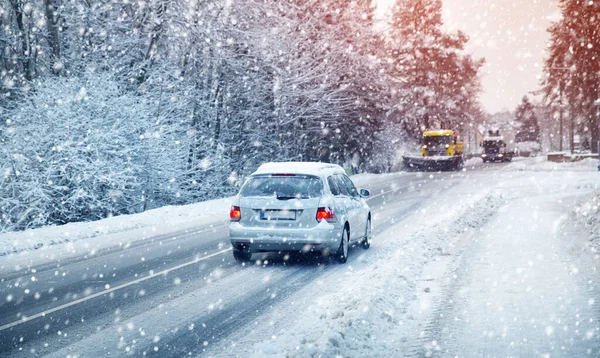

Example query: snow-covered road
[428,192,598,357]
[0,159,598,357]
[410,167,600,357]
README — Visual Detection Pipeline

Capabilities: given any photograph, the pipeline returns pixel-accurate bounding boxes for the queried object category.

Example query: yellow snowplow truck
[402,129,465,171]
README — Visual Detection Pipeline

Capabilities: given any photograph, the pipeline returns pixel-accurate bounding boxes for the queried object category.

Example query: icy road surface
[0,159,599,357]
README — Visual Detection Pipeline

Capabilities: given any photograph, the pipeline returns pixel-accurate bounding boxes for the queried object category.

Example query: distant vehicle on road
[229,162,372,264]
[481,131,513,162]
[402,129,465,171]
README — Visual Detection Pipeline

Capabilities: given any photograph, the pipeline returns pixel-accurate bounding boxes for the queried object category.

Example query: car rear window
[240,175,324,199]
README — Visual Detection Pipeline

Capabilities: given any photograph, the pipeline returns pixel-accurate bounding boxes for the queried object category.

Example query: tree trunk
[44,0,61,74]
[188,98,200,173]
[213,87,222,149]
[590,102,599,154]
[11,0,34,81]
[138,1,167,84]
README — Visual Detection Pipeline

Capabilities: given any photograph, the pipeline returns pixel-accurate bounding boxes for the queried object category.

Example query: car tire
[233,249,252,263]
[334,226,349,264]
[362,219,372,250]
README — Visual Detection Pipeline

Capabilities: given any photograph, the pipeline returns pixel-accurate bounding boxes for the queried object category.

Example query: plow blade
[402,156,463,172]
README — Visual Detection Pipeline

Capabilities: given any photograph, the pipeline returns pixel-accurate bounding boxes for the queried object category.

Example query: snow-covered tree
[542,0,600,153]
[515,96,540,144]
[386,0,484,140]
[0,0,484,230]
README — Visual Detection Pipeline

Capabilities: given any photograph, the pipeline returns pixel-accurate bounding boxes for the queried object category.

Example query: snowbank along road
[0,159,599,357]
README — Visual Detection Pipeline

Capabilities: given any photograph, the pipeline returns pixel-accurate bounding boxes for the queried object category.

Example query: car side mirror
[503,143,507,147]
[359,189,371,198]
[479,142,482,147]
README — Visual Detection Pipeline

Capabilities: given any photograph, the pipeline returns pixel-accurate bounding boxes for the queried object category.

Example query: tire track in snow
[401,194,505,357]
[0,227,231,329]
[1,222,228,282]
[0,250,243,356]
[146,267,320,357]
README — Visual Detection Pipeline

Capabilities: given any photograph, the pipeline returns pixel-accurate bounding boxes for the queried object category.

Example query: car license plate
[260,210,296,221]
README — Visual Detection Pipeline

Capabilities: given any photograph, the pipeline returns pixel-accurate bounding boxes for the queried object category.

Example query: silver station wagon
[229,162,372,264]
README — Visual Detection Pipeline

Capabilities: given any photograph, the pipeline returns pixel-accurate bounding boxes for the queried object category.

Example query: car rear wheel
[362,219,372,249]
[334,227,349,263]
[233,249,252,263]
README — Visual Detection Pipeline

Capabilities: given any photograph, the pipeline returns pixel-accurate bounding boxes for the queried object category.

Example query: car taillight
[230,206,241,222]
[316,207,336,223]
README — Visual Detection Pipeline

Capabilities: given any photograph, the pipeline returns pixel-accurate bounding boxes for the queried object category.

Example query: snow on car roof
[253,162,346,176]
[483,136,504,141]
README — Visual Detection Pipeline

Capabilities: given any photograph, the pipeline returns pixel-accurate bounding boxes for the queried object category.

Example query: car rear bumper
[229,221,340,253]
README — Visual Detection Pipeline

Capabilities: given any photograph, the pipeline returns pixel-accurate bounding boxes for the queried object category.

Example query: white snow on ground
[573,190,600,252]
[205,158,600,357]
[430,190,598,356]
[505,156,599,172]
[0,197,232,257]
[351,171,406,190]
[464,156,484,168]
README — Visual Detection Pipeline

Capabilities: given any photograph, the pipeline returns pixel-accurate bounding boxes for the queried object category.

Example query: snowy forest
[0,0,485,231]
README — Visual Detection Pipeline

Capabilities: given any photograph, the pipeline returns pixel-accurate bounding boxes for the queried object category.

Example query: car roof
[252,162,346,177]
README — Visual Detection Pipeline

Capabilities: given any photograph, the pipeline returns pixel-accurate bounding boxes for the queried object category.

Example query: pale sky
[377,0,561,114]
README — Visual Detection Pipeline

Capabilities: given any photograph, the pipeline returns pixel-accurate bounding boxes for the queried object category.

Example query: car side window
[340,174,359,197]
[327,176,341,196]
[334,174,351,196]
